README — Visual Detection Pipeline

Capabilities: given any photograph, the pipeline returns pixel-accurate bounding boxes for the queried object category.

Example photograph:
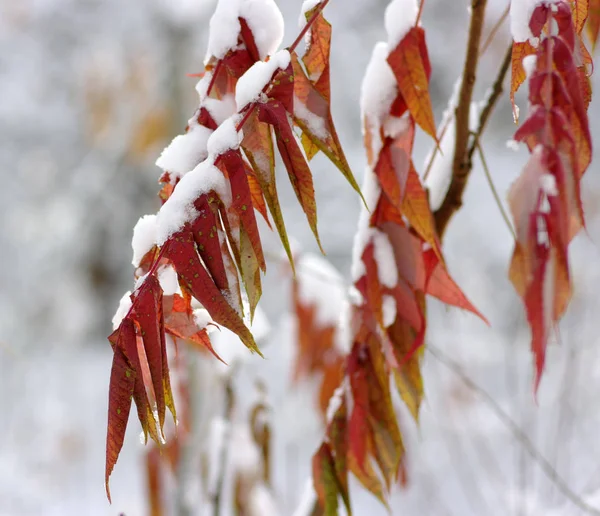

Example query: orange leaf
[387,27,437,141]
[587,0,600,50]
[511,41,537,122]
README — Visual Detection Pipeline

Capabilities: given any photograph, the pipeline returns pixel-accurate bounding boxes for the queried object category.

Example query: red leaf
[167,230,260,355]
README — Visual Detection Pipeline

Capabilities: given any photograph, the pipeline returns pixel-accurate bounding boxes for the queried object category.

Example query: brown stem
[433,0,488,239]
[213,378,235,516]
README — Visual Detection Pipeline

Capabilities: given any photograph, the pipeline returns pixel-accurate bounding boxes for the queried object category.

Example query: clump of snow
[522,54,537,79]
[360,42,397,156]
[325,383,345,422]
[509,0,538,42]
[298,0,320,28]
[382,294,397,327]
[206,0,284,61]
[506,139,520,151]
[540,173,557,196]
[235,50,291,110]
[112,291,132,330]
[371,229,398,287]
[131,214,157,267]
[193,308,214,330]
[204,94,237,125]
[335,299,353,354]
[156,159,231,245]
[385,0,419,49]
[297,253,345,328]
[206,114,243,156]
[241,0,284,59]
[157,265,180,296]
[155,120,213,179]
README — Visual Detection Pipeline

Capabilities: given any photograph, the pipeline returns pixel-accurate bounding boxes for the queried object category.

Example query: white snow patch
[156,158,231,245]
[361,42,397,157]
[506,139,520,151]
[206,0,284,61]
[193,308,213,330]
[299,0,320,27]
[155,121,213,179]
[325,383,345,423]
[382,294,397,327]
[235,50,291,110]
[523,54,537,79]
[510,0,538,43]
[540,173,557,196]
[294,94,328,139]
[372,229,398,288]
[204,94,237,125]
[206,114,243,156]
[157,265,180,296]
[156,119,213,177]
[385,0,419,49]
[131,214,157,267]
[112,291,132,330]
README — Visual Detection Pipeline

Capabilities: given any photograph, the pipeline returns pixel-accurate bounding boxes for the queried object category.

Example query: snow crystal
[131,214,157,267]
[155,121,213,179]
[540,173,557,196]
[382,294,397,327]
[155,158,231,245]
[111,291,132,330]
[195,72,212,101]
[206,114,243,156]
[157,265,180,296]
[360,42,397,155]
[235,49,291,110]
[385,0,419,49]
[292,479,317,516]
[294,95,328,139]
[204,94,237,125]
[206,0,284,61]
[522,54,537,79]
[297,253,345,328]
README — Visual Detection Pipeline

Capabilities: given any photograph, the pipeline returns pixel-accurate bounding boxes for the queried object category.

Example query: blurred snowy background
[2,0,600,514]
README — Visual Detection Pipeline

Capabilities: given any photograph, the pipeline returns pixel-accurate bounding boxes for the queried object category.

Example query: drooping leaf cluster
[509,0,593,391]
[105,0,361,499]
[309,12,485,513]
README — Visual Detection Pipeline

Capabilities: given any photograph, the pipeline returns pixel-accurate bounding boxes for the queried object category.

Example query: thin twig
[427,344,600,516]
[476,141,516,239]
[433,0,488,239]
[480,5,510,56]
[466,43,513,164]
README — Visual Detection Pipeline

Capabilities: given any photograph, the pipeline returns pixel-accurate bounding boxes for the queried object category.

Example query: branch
[433,0,488,239]
[212,377,235,516]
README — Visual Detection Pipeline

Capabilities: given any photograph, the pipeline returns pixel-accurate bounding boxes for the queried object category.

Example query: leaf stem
[289,0,330,53]
[476,140,516,239]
